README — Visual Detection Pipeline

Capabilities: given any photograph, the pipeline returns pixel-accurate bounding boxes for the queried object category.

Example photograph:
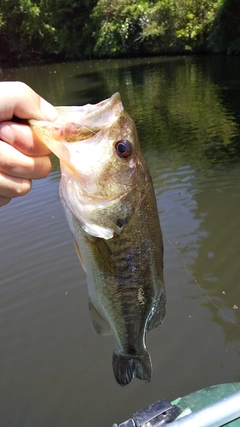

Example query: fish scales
[106,195,164,343]
[30,93,166,386]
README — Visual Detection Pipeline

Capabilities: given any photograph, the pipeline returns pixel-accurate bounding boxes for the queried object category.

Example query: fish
[30,93,166,386]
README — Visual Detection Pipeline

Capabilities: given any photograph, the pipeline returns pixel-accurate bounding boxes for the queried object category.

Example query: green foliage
[140,0,179,53]
[210,0,240,53]
[91,0,148,56]
[175,0,222,51]
[0,0,56,60]
[0,0,239,63]
[228,38,240,55]
[91,0,224,56]
[49,0,97,59]
[0,0,97,63]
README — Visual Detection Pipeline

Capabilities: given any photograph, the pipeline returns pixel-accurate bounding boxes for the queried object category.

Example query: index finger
[0,121,51,156]
[0,81,57,121]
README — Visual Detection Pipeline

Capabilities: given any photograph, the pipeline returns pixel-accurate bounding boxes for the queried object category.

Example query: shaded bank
[0,0,240,66]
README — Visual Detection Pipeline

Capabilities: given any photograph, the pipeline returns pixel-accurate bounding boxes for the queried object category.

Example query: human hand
[0,81,57,207]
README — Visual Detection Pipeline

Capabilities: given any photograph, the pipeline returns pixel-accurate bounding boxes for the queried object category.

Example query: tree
[91,0,149,56]
[210,0,240,53]
[50,0,97,59]
[0,0,56,61]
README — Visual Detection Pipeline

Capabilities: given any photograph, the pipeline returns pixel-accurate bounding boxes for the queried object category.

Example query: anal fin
[89,300,112,336]
[146,291,166,332]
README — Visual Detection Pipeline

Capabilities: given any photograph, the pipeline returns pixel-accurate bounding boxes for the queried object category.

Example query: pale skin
[0,81,57,207]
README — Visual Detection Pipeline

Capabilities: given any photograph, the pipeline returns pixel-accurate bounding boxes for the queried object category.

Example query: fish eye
[114,139,132,158]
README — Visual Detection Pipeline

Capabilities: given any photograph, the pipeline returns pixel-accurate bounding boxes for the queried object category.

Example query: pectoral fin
[72,236,86,272]
[87,237,116,275]
[89,301,112,336]
[82,222,113,239]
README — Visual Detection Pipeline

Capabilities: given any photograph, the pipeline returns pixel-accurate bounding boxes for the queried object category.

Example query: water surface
[0,56,240,427]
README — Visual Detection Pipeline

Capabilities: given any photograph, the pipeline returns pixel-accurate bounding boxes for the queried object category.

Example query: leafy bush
[91,0,148,56]
[0,0,56,61]
[0,0,239,63]
[92,0,224,57]
[210,0,240,53]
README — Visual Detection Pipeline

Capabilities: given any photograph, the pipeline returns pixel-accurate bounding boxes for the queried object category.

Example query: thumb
[39,97,58,121]
[0,81,57,121]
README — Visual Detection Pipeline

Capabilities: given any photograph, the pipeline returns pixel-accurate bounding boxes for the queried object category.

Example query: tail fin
[112,351,152,386]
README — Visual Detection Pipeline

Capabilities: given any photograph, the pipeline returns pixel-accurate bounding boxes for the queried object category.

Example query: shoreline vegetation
[0,0,240,67]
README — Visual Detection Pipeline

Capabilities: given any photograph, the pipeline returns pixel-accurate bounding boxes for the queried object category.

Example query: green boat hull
[173,383,240,426]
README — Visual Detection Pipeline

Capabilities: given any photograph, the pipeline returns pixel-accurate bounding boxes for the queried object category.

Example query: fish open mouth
[31,92,122,134]
[30,92,124,162]
[52,92,123,141]
[50,123,99,142]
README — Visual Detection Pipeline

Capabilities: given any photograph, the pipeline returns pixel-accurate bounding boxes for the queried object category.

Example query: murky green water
[0,56,240,427]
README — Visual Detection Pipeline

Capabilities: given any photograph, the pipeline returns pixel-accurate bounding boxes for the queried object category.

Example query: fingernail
[40,98,57,121]
[0,124,15,143]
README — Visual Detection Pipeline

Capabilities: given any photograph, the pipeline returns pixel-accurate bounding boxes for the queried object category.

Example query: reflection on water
[0,56,240,427]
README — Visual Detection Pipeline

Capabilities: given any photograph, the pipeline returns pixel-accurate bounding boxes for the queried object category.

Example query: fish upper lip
[49,92,123,130]
[29,93,123,143]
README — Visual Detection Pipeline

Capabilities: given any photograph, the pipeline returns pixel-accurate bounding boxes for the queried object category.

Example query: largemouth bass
[30,93,166,386]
